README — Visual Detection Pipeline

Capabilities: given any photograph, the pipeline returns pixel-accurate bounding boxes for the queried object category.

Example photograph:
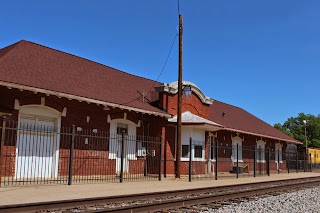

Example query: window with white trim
[181,128,205,161]
[194,145,203,158]
[275,143,283,163]
[232,136,243,162]
[182,145,190,158]
[256,140,266,163]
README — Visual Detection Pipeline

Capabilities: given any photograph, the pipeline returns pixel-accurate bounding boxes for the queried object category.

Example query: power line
[147,33,178,94]
[114,33,178,107]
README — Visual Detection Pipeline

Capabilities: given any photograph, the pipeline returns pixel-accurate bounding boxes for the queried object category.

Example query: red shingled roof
[0,40,301,144]
[0,40,167,115]
[209,100,302,144]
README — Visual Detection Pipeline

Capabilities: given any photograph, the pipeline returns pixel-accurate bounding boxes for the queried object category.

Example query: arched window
[232,136,243,162]
[275,143,283,163]
[256,140,266,163]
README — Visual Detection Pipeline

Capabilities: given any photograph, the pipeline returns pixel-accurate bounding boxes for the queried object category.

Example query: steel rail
[0,176,320,213]
[96,178,320,213]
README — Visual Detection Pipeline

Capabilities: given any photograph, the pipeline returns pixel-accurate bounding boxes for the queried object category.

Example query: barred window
[182,145,190,158]
[194,145,203,158]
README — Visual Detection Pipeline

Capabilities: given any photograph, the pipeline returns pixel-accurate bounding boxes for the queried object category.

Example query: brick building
[0,40,301,182]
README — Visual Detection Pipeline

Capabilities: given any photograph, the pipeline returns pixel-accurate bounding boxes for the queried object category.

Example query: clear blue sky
[1,0,319,125]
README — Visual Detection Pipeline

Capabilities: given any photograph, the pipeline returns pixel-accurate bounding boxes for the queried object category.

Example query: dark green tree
[274,113,320,148]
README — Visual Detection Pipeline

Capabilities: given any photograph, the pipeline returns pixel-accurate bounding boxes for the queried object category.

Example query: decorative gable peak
[155,81,213,105]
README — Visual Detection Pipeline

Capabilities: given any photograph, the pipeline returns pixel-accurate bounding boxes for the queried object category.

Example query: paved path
[0,173,319,206]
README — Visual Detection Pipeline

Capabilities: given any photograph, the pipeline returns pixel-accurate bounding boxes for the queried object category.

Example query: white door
[116,137,129,174]
[115,123,129,174]
[109,120,136,175]
[16,116,58,179]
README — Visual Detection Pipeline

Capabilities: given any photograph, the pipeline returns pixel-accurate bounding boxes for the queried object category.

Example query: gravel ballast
[209,186,320,213]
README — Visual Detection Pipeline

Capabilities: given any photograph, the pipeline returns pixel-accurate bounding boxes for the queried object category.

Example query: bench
[232,162,249,174]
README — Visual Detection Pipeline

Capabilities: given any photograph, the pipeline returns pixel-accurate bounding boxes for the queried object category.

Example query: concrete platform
[0,172,319,206]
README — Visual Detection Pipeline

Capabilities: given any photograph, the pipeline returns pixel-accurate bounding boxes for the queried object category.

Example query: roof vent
[222,112,225,117]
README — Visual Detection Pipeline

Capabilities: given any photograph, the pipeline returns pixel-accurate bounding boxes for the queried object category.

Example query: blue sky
[1,0,320,125]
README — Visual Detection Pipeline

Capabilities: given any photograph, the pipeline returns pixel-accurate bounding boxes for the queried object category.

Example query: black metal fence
[0,119,162,187]
[188,138,314,181]
[1,117,317,187]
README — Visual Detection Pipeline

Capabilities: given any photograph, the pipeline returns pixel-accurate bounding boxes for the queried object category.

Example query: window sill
[257,160,266,163]
[193,158,206,162]
[181,157,190,162]
[181,158,205,162]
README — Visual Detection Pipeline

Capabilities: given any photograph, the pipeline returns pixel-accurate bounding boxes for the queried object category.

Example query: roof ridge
[18,40,161,85]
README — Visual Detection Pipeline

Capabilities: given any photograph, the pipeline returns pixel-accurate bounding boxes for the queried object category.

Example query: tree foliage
[274,113,320,148]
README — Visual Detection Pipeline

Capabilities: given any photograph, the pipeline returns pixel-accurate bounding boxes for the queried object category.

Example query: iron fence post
[120,131,125,183]
[287,152,290,174]
[236,143,239,179]
[68,125,75,185]
[267,147,270,176]
[304,152,306,172]
[259,148,262,176]
[0,116,6,188]
[189,137,192,182]
[277,150,280,174]
[254,145,256,177]
[144,160,147,176]
[215,141,218,180]
[296,151,298,173]
[309,153,312,172]
[159,137,162,181]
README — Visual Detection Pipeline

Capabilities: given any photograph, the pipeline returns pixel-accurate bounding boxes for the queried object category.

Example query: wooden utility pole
[176,14,183,178]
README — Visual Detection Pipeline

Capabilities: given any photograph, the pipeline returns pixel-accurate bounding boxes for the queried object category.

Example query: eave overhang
[0,81,171,118]
[225,127,303,145]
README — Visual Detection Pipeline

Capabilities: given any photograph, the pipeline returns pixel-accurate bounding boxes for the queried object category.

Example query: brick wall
[163,126,289,175]
[160,92,210,118]
[0,86,165,178]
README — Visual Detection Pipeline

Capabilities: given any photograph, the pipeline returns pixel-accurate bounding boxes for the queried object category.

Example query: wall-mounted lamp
[182,85,192,98]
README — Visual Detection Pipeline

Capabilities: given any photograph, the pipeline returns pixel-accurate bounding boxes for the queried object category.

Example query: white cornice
[155,81,213,105]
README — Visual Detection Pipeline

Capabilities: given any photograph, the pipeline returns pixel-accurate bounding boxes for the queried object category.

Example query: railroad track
[1,176,320,213]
